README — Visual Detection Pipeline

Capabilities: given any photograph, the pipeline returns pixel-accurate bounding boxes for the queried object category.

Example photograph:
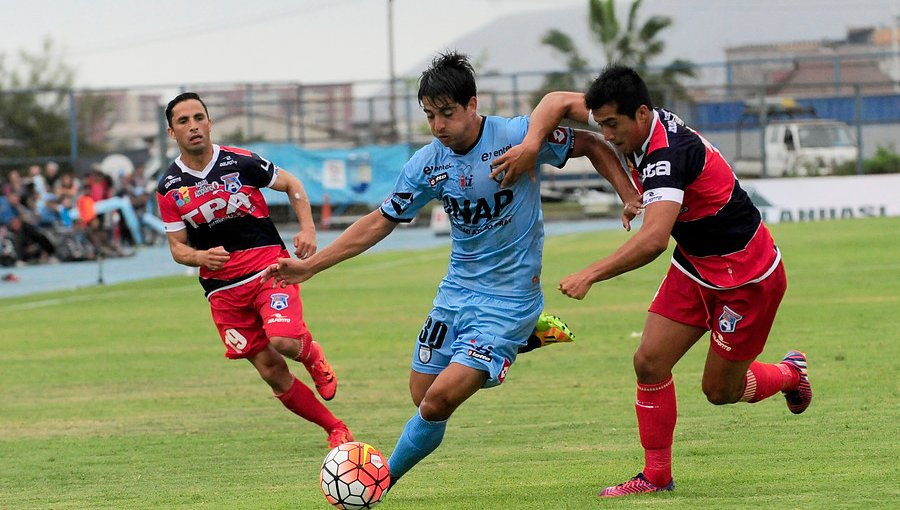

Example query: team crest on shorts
[417,345,432,364]
[718,305,743,333]
[269,293,290,311]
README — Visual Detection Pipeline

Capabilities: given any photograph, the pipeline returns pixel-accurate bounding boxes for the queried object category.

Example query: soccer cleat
[326,424,354,448]
[598,472,674,498]
[519,313,575,353]
[536,313,575,344]
[781,350,812,414]
[304,341,338,401]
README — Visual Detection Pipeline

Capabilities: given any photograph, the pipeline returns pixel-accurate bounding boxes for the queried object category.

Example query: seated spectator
[2,169,25,199]
[26,164,49,204]
[54,172,81,201]
[44,161,61,193]
[42,196,74,229]
[0,194,14,225]
[76,192,124,258]
[85,166,112,203]
[0,224,17,268]
[4,215,57,265]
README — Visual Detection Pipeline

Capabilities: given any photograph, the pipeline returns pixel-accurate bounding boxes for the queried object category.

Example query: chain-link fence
[2,52,899,177]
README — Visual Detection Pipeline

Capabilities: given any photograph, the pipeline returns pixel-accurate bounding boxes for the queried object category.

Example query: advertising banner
[741,174,900,224]
[247,142,411,207]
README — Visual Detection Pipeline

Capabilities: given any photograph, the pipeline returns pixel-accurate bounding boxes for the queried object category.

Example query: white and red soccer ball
[320,441,391,509]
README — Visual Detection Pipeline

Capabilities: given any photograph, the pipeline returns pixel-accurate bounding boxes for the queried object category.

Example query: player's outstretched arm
[559,200,679,300]
[572,129,643,231]
[260,209,397,286]
[271,169,317,259]
[490,91,590,187]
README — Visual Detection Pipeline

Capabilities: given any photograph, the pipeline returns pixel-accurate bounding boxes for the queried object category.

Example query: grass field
[1,217,898,509]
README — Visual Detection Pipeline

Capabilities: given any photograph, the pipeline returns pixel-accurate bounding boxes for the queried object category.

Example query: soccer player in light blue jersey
[261,51,640,491]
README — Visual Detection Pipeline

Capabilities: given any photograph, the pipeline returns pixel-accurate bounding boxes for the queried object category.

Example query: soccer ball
[320,441,391,509]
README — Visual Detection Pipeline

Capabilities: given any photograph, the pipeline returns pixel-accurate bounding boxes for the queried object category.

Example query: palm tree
[532,0,694,106]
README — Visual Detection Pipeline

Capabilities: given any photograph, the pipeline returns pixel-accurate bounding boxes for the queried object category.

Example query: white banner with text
[740,174,900,224]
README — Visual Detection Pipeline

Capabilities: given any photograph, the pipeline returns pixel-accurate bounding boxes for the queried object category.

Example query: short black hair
[584,65,653,119]
[417,51,477,108]
[165,92,209,127]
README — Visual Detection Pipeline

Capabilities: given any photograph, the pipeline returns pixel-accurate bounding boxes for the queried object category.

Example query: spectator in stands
[2,169,25,199]
[81,165,131,254]
[44,161,61,193]
[75,186,124,258]
[5,215,57,265]
[125,165,150,215]
[86,166,112,202]
[54,172,81,201]
[26,164,49,203]
[116,167,150,246]
[0,174,15,267]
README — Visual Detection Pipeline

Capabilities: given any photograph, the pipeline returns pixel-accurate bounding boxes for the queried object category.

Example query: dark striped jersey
[156,144,286,296]
[625,109,780,289]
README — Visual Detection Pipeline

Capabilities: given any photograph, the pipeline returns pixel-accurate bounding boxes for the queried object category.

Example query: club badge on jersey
[221,172,242,193]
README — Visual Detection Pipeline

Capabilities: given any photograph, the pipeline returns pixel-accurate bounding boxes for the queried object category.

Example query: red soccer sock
[740,361,800,403]
[293,333,313,363]
[275,376,342,432]
[636,376,677,487]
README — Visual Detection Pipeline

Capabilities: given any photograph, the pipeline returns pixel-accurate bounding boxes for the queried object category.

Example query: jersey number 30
[418,316,448,349]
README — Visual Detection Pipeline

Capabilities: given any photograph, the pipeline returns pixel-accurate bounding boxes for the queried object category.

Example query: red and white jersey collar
[174,144,221,179]
[632,109,660,167]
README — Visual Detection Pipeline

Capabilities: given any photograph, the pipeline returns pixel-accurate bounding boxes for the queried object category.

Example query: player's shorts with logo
[649,260,787,361]
[412,281,542,388]
[208,273,311,359]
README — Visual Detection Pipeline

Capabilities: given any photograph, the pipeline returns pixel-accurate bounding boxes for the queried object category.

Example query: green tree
[0,37,107,165]
[533,0,695,106]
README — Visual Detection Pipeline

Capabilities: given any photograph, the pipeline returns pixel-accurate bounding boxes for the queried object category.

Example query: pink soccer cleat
[598,472,674,498]
[781,350,812,414]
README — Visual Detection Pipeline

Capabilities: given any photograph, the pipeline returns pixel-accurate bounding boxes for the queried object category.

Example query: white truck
[731,119,858,178]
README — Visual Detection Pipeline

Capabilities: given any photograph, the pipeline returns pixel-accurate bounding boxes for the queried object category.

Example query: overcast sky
[0,0,896,89]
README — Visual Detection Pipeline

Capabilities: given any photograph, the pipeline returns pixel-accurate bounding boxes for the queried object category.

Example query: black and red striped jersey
[626,109,780,289]
[156,144,286,295]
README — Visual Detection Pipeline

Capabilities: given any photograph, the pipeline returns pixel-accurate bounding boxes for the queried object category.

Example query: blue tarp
[694,93,900,131]
[245,143,412,207]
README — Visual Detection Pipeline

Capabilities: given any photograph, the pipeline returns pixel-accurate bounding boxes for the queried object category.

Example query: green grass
[1,217,899,509]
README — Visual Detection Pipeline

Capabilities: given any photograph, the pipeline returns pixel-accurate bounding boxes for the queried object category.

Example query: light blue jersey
[380,115,574,386]
[380,115,574,299]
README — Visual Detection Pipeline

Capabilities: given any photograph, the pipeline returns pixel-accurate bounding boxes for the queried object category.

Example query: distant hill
[408,1,894,77]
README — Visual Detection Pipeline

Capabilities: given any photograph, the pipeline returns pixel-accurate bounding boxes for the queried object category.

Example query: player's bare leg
[418,363,487,421]
[701,349,754,405]
[409,370,438,407]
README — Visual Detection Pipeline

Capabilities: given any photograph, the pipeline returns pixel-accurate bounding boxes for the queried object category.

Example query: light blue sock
[387,411,447,480]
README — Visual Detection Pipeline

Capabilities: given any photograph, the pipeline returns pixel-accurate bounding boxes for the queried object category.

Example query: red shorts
[648,260,787,361]
[208,277,311,359]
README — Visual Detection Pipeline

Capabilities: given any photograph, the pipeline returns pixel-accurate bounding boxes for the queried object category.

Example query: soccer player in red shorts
[491,65,812,497]
[157,92,352,448]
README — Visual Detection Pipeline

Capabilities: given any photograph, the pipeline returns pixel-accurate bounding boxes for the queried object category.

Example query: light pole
[387,0,398,142]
